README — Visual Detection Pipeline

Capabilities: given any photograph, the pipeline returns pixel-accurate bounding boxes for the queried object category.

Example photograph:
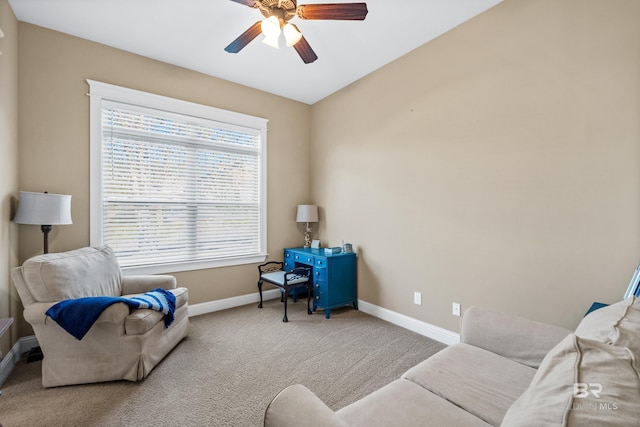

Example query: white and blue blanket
[46,288,176,340]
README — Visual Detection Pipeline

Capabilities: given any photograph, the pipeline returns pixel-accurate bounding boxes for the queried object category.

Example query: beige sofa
[12,246,190,388]
[265,298,640,426]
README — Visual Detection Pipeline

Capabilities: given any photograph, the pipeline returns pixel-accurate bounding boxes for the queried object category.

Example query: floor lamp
[13,191,73,254]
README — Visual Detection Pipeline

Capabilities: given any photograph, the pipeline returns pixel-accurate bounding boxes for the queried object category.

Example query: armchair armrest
[23,302,56,325]
[24,301,130,326]
[264,384,349,427]
[121,275,177,295]
[460,306,571,369]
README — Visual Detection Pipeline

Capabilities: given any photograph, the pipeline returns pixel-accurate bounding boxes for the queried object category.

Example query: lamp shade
[13,191,73,225]
[283,23,302,46]
[296,205,319,223]
[261,16,281,49]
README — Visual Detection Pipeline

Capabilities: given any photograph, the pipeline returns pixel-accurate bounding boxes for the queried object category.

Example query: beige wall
[9,0,640,342]
[16,23,311,336]
[310,0,640,331]
[0,0,19,355]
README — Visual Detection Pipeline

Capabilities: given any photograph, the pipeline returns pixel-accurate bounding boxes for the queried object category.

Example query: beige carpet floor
[0,299,446,426]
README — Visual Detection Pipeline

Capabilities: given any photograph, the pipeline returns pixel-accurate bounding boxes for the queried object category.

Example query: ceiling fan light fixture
[261,15,281,48]
[262,33,280,48]
[283,23,302,46]
[261,16,280,37]
[226,0,368,63]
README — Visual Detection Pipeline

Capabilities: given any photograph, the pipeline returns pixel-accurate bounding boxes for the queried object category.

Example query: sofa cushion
[402,343,536,426]
[337,379,492,427]
[22,246,122,302]
[575,297,640,357]
[461,306,571,369]
[501,334,640,426]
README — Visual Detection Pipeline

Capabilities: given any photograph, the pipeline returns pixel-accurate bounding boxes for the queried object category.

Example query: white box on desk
[324,247,341,255]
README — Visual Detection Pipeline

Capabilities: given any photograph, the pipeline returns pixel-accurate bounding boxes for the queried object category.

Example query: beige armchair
[12,246,189,388]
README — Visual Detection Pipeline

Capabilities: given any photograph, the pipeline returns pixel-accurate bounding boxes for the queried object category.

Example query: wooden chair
[258,262,312,322]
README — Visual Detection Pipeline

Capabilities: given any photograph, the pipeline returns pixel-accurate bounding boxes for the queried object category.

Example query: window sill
[121,253,268,276]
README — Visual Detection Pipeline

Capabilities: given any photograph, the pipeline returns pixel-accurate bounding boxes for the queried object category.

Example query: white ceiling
[8,0,502,104]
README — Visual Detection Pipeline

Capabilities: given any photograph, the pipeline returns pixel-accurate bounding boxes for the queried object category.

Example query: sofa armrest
[121,275,177,295]
[24,301,130,326]
[264,384,350,427]
[460,306,571,369]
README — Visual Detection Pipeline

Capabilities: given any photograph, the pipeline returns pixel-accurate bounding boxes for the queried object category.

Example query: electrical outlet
[414,292,422,305]
[452,302,461,317]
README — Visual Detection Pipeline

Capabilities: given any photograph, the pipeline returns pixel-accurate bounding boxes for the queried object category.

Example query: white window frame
[88,80,268,275]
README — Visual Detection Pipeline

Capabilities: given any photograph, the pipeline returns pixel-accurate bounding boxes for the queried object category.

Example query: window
[88,80,267,274]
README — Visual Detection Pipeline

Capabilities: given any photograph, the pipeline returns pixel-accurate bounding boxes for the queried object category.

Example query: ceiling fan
[224,0,368,64]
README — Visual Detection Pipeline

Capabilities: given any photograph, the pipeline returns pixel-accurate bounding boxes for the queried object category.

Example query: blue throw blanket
[46,288,176,340]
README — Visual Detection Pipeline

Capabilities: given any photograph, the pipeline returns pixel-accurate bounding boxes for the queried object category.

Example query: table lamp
[13,191,73,254]
[296,204,319,248]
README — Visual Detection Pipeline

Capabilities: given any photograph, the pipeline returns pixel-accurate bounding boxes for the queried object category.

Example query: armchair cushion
[123,287,188,335]
[126,309,166,335]
[22,246,122,301]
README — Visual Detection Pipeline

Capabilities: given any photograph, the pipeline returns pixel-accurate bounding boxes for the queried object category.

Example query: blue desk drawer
[284,251,293,269]
[314,290,328,307]
[285,250,310,270]
[292,253,314,265]
[314,268,327,281]
[314,280,328,292]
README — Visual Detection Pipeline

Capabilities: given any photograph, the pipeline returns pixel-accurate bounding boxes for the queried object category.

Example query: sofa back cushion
[501,334,640,426]
[574,297,640,358]
[22,246,122,302]
[461,306,571,369]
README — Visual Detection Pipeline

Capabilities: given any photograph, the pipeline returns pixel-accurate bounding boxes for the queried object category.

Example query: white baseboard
[189,291,460,345]
[1,291,457,387]
[357,300,460,346]
[1,335,39,387]
[188,288,281,317]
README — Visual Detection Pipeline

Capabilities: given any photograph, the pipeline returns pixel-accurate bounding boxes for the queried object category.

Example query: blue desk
[284,248,357,319]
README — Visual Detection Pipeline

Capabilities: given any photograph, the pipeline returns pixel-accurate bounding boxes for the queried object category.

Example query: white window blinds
[89,81,267,273]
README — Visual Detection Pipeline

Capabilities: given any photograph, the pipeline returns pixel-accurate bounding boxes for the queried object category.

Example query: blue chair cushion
[261,271,308,286]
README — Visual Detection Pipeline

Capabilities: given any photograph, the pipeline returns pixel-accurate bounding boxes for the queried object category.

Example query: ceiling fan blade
[229,0,257,7]
[297,3,368,20]
[224,21,263,54]
[292,34,318,64]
